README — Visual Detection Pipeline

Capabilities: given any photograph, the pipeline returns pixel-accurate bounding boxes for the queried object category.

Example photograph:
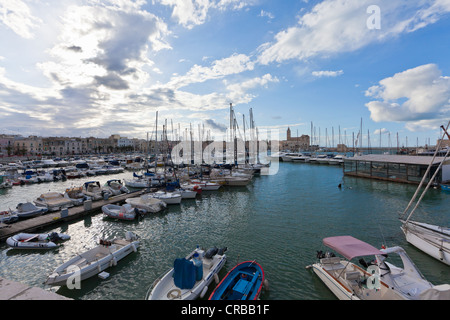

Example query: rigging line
[400,120,450,220]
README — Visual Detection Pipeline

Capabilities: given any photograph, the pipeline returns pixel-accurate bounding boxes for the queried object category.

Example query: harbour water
[0,162,449,300]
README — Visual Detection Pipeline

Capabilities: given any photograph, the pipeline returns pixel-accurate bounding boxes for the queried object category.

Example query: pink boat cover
[323,236,385,260]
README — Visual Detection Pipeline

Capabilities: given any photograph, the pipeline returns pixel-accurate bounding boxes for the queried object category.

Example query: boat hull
[45,234,140,286]
[401,221,450,266]
[209,261,264,300]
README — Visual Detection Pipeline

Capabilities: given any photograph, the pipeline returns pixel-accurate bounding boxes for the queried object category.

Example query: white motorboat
[34,192,73,212]
[222,176,251,186]
[180,183,202,195]
[150,191,182,204]
[190,180,221,191]
[45,231,140,286]
[281,153,302,162]
[102,204,143,220]
[82,181,106,200]
[64,186,90,206]
[174,188,197,199]
[307,236,450,300]
[103,179,130,196]
[125,194,167,213]
[7,232,70,249]
[146,246,227,300]
[328,155,346,165]
[13,202,48,218]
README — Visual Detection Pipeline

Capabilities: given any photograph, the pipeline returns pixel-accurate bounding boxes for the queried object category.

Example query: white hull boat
[146,246,227,300]
[399,123,450,265]
[190,180,221,191]
[7,232,70,249]
[82,181,106,200]
[401,220,450,266]
[125,194,167,213]
[102,204,143,220]
[13,202,48,218]
[34,192,73,212]
[307,236,450,300]
[64,187,90,206]
[103,179,129,196]
[150,191,182,204]
[174,188,197,199]
[45,231,140,286]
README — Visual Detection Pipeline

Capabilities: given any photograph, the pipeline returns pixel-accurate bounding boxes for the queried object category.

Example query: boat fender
[200,286,208,299]
[264,279,270,291]
[110,256,117,267]
[213,273,219,284]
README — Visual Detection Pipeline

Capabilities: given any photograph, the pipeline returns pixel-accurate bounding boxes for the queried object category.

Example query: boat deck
[0,190,143,242]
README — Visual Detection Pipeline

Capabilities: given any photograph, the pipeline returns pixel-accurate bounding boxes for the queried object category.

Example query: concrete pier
[0,277,71,300]
[0,190,144,242]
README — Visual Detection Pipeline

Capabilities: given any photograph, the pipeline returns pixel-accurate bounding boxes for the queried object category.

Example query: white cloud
[311,70,343,77]
[167,53,255,89]
[257,0,450,65]
[159,0,253,29]
[0,0,42,38]
[365,64,450,130]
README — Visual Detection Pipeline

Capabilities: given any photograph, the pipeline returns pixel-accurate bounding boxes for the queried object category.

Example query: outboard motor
[217,247,227,255]
[204,247,218,259]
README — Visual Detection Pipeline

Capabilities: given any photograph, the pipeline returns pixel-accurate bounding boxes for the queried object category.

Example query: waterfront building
[279,127,310,151]
[13,136,43,156]
[343,154,450,185]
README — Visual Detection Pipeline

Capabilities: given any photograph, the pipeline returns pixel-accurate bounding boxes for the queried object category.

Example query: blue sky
[0,0,450,148]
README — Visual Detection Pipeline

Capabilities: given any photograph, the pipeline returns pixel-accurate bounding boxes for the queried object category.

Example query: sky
[0,0,450,148]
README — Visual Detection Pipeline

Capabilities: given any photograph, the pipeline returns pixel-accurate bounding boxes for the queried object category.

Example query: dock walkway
[0,277,71,300]
[0,190,144,242]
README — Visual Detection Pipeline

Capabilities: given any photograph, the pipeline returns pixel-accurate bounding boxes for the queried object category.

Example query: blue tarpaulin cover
[173,258,196,289]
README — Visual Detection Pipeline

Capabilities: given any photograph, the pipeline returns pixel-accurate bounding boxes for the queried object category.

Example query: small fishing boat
[64,186,90,206]
[82,181,106,200]
[103,179,130,196]
[307,236,450,300]
[209,260,265,300]
[34,192,73,212]
[13,202,48,218]
[6,232,70,249]
[441,184,450,192]
[102,204,144,220]
[146,246,227,300]
[125,194,167,213]
[45,231,140,286]
[0,210,19,224]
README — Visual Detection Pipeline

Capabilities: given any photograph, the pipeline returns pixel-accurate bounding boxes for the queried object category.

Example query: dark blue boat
[209,260,264,300]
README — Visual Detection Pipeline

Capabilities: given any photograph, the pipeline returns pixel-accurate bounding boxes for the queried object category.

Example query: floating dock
[0,277,71,300]
[0,190,144,242]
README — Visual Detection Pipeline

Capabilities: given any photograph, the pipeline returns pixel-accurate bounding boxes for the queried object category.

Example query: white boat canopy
[323,236,385,260]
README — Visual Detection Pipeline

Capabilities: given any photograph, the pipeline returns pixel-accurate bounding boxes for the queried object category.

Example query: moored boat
[125,194,167,213]
[34,192,73,212]
[102,203,144,220]
[307,235,450,300]
[13,202,48,218]
[6,232,70,249]
[209,260,265,300]
[146,246,227,300]
[45,231,140,286]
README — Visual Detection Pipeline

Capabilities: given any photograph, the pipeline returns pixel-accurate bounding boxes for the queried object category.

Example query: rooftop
[345,154,449,166]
